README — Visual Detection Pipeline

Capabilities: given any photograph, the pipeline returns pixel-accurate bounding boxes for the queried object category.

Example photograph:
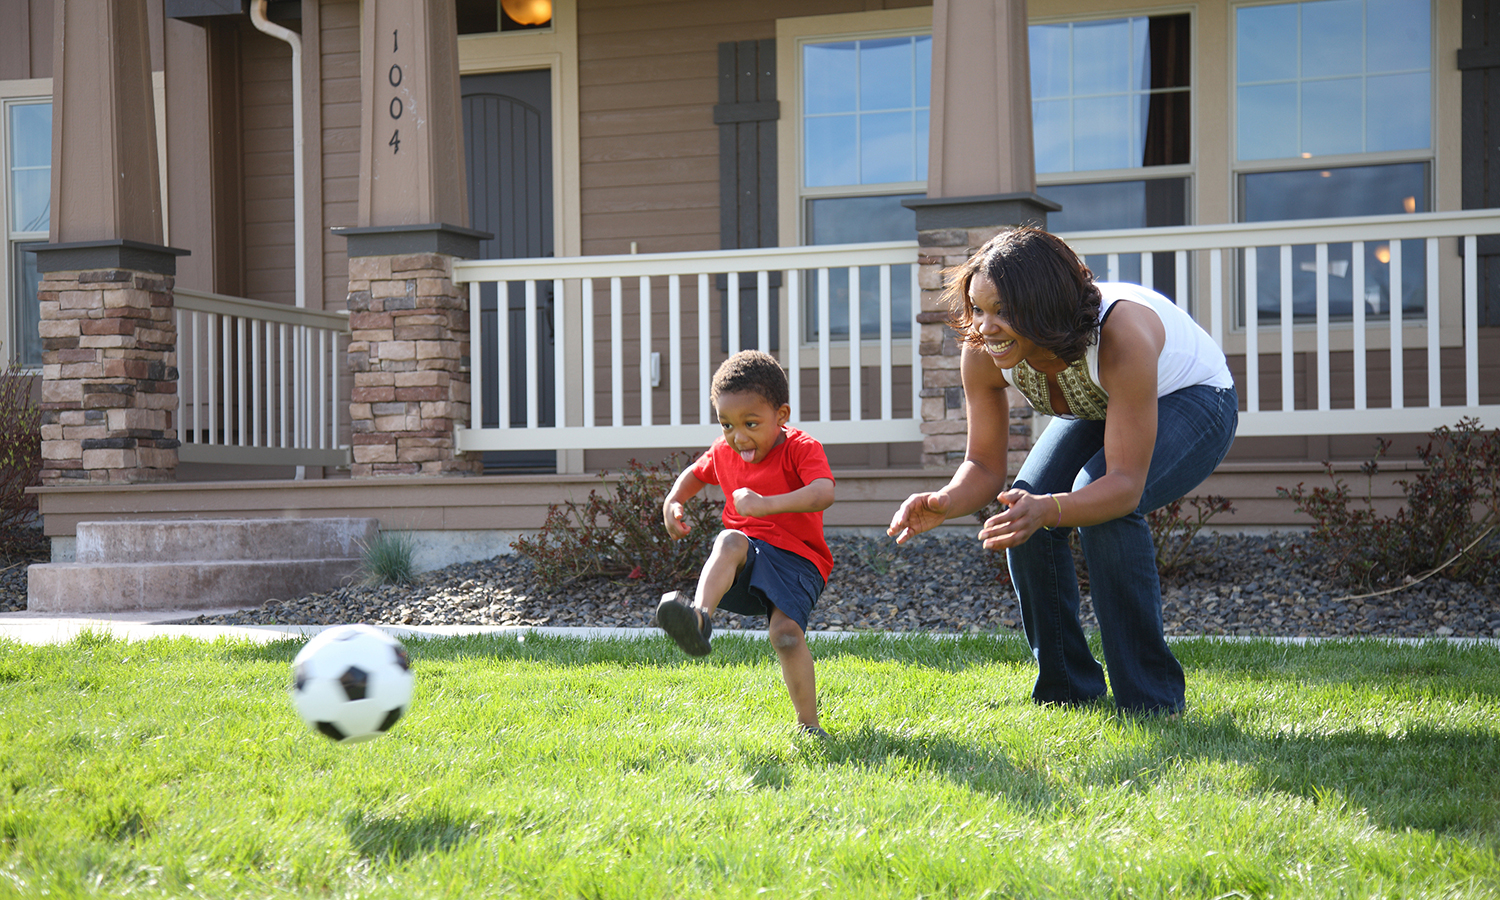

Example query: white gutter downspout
[249,2,309,479]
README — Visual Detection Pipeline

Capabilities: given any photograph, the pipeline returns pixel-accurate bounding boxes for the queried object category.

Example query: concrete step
[28,517,380,613]
[74,517,378,563]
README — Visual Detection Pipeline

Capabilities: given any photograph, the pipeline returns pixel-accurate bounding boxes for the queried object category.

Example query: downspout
[249,1,309,480]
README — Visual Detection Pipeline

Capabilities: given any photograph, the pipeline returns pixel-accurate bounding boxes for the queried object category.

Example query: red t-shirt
[690,427,835,583]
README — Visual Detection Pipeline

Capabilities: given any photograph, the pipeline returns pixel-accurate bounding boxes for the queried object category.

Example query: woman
[888,227,1238,714]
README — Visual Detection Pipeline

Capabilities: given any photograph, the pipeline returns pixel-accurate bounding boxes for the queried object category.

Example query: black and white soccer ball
[290,624,414,743]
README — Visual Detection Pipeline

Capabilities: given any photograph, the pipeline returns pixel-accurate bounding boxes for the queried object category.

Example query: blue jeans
[1007,384,1238,713]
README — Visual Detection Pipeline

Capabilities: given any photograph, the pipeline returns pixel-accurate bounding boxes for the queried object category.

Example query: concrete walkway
[1,608,1495,648]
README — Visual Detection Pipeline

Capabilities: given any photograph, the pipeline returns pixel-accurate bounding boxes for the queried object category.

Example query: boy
[658,350,836,737]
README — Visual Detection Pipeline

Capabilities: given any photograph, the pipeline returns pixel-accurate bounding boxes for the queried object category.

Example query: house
[1,0,1496,575]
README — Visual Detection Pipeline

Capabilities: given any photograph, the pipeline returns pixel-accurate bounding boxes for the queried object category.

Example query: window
[1030,14,1192,295]
[798,32,929,340]
[3,96,49,368]
[1234,0,1432,324]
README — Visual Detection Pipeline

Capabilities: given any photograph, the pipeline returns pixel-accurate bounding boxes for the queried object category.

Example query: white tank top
[1085,282,1233,398]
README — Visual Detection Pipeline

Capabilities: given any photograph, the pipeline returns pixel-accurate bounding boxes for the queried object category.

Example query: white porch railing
[1058,208,1500,436]
[174,288,351,467]
[452,241,922,452]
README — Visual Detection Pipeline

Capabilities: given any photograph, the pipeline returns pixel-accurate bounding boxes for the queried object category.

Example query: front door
[461,70,555,472]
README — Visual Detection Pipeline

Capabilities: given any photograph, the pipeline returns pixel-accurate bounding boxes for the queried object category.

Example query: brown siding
[239,22,295,305]
[0,0,53,80]
[320,0,361,310]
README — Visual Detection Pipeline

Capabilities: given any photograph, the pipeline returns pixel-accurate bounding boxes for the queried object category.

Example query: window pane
[859,37,913,110]
[1072,18,1132,96]
[1367,0,1430,71]
[1237,83,1298,161]
[804,115,857,187]
[1300,77,1364,156]
[10,169,50,234]
[1236,4,1299,83]
[805,195,918,338]
[13,242,42,367]
[1300,0,1363,78]
[1044,179,1188,232]
[915,108,929,181]
[1073,95,1133,170]
[914,36,932,107]
[1033,99,1071,174]
[1030,24,1072,99]
[860,111,914,184]
[1141,90,1190,165]
[9,102,51,234]
[804,42,858,114]
[1366,72,1430,152]
[1241,162,1426,221]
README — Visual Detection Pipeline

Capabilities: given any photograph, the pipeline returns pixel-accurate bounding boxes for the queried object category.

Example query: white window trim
[0,78,52,370]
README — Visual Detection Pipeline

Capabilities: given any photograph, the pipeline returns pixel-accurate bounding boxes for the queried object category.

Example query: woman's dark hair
[942,227,1103,363]
[711,349,789,409]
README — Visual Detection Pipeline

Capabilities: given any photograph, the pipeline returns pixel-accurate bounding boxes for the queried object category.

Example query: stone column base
[346,252,481,477]
[37,268,179,484]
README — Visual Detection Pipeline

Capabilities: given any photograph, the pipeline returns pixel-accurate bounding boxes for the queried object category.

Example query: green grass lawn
[1,630,1497,899]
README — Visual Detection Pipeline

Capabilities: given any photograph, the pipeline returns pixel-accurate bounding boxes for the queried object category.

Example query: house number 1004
[388,29,403,154]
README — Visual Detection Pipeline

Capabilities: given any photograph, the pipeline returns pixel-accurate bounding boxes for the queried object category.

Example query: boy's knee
[713,530,751,557]
[768,617,805,652]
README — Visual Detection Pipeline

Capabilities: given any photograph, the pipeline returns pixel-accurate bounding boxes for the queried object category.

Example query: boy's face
[714,389,790,465]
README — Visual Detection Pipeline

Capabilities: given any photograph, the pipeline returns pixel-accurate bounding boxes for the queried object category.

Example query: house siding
[239,21,296,306]
[0,0,52,81]
[319,0,361,313]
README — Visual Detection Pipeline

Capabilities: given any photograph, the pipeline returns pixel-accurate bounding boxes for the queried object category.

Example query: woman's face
[967,272,1048,370]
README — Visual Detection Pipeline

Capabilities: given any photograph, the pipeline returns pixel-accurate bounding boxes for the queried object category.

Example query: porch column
[33,0,187,485]
[336,0,489,477]
[906,0,1058,472]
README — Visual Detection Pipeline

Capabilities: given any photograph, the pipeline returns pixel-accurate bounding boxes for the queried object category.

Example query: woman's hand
[663,499,691,540]
[887,492,952,544]
[977,489,1061,550]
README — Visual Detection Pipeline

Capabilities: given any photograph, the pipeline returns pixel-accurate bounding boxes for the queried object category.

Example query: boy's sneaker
[657,591,713,656]
[797,723,830,740]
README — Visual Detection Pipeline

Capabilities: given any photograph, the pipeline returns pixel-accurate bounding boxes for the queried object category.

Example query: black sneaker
[657,591,713,656]
[797,723,830,740]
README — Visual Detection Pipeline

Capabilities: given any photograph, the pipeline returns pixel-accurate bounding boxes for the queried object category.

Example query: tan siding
[320,0,361,309]
[0,0,52,80]
[239,24,295,306]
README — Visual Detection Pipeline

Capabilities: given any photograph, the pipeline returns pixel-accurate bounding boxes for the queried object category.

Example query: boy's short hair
[711,350,789,409]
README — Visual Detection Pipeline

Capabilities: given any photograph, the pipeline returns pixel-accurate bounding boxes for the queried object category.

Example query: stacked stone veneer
[37,268,179,484]
[915,227,1037,475]
[346,252,480,476]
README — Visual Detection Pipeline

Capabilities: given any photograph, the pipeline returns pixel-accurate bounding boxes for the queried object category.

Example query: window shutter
[1461,0,1500,325]
[716,40,779,350]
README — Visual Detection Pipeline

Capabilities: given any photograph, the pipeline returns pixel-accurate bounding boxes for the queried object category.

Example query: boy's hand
[731,487,766,518]
[663,499,691,540]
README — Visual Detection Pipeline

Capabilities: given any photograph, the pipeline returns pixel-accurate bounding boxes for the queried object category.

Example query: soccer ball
[290,624,414,743]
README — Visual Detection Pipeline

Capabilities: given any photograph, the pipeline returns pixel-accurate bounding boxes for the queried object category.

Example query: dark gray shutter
[1460,0,1500,325]
[716,40,779,350]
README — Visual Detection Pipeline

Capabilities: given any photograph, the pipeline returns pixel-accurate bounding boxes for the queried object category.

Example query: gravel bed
[13,532,1474,640]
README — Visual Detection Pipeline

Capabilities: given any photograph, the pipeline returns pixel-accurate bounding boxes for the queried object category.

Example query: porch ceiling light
[502,0,552,25]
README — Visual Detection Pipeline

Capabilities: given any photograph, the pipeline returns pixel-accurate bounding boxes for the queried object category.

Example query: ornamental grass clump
[513,454,723,590]
[358,530,418,586]
[1277,417,1500,591]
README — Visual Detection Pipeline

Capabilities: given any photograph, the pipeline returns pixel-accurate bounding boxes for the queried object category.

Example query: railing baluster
[757,270,770,353]
[187,310,199,445]
[208,313,219,445]
[1352,241,1367,410]
[1315,243,1330,411]
[910,263,921,422]
[697,273,710,424]
[1209,249,1223,347]
[668,274,682,426]
[1107,253,1120,283]
[727,269,740,354]
[879,264,892,421]
[237,315,248,446]
[788,267,801,423]
[553,278,566,430]
[582,277,595,427]
[1426,238,1440,408]
[498,281,511,429]
[1245,248,1259,413]
[318,329,328,449]
[526,279,540,430]
[610,277,624,427]
[1465,235,1479,408]
[469,281,483,430]
[1279,245,1294,413]
[1175,250,1188,312]
[849,266,861,422]
[252,320,262,447]
[818,267,831,422]
[1389,240,1404,409]
[278,323,287,448]
[1141,251,1153,291]
[638,275,652,427]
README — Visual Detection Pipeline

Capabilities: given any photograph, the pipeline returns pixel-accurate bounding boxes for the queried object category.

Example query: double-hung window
[3,95,49,368]
[1235,0,1432,324]
[1029,13,1193,295]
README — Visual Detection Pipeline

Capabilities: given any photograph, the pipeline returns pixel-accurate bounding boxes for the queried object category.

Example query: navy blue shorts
[715,537,825,634]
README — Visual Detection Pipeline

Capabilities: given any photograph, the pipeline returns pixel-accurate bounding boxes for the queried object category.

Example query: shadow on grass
[345,808,482,865]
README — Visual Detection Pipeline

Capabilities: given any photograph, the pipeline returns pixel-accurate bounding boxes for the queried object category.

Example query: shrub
[358,530,417,586]
[512,454,724,591]
[1277,418,1500,590]
[0,362,41,553]
[1147,494,1236,578]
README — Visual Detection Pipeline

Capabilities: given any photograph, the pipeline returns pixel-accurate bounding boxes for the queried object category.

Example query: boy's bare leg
[768,608,818,729]
[691,530,750,619]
